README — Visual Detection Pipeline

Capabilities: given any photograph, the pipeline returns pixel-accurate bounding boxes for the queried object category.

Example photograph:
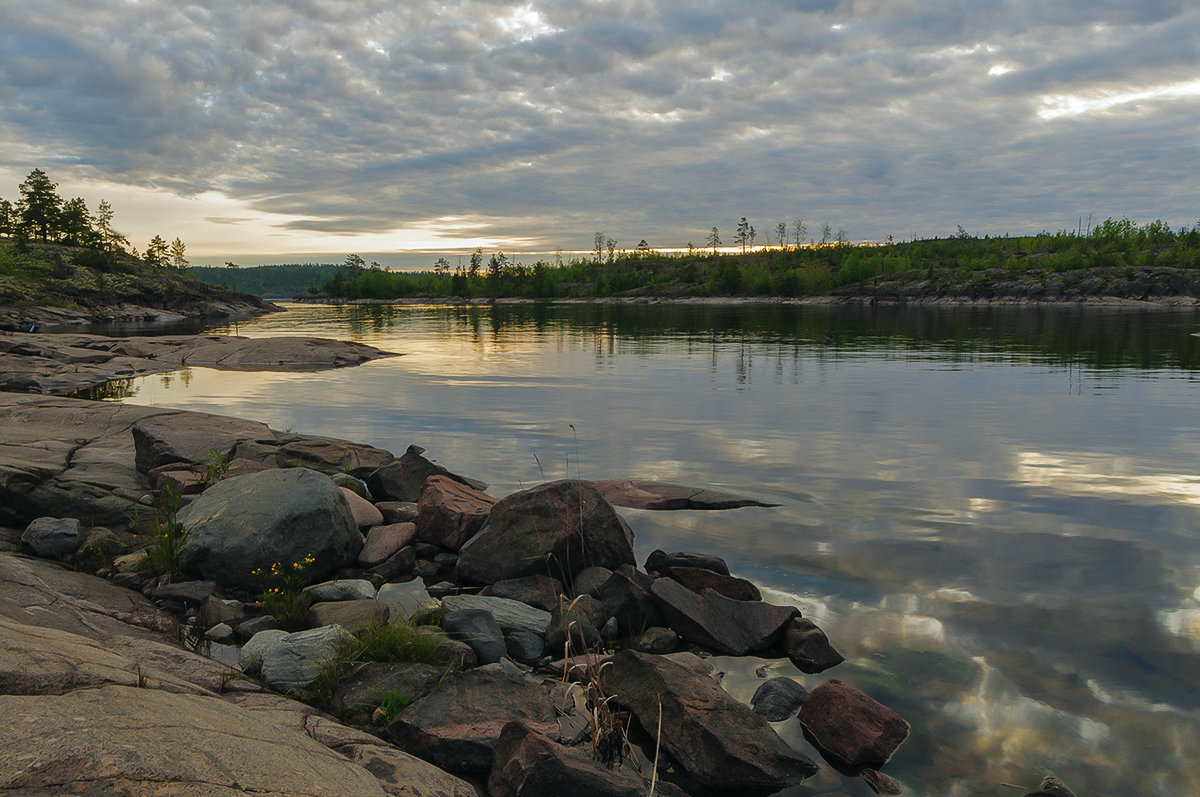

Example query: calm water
[101,302,1200,797]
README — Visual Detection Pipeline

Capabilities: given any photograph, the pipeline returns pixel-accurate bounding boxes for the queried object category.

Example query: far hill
[0,239,275,330]
[187,263,344,298]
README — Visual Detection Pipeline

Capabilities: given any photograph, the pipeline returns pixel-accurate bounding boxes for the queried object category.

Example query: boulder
[261,624,355,692]
[377,578,433,622]
[570,565,613,598]
[368,445,486,503]
[645,548,730,576]
[341,486,385,528]
[386,669,558,775]
[751,677,809,721]
[275,437,394,479]
[147,464,207,496]
[597,564,663,635]
[331,471,371,498]
[504,631,547,664]
[651,578,797,655]
[308,599,390,633]
[305,578,377,602]
[600,650,818,791]
[441,594,551,635]
[367,546,417,583]
[443,608,507,665]
[340,742,477,797]
[377,501,420,524]
[544,595,609,653]
[488,721,690,797]
[205,622,234,641]
[636,626,680,654]
[797,679,910,772]
[202,596,247,627]
[176,468,363,591]
[664,565,762,601]
[1024,776,1078,797]
[783,617,844,674]
[240,628,289,674]
[333,661,450,716]
[235,614,280,641]
[416,475,496,550]
[482,574,564,612]
[132,416,255,474]
[360,522,417,566]
[456,480,635,585]
[594,479,780,510]
[20,516,80,558]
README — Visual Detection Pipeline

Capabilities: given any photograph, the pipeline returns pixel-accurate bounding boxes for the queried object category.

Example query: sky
[1,0,1197,268]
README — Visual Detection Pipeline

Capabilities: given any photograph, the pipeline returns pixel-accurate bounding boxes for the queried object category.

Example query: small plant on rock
[378,683,412,719]
[142,483,187,580]
[196,447,232,486]
[252,554,316,631]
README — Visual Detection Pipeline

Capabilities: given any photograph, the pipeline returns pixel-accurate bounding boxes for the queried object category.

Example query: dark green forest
[186,264,344,297]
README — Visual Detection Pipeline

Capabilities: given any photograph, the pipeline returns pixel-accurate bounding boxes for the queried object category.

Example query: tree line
[0,168,189,270]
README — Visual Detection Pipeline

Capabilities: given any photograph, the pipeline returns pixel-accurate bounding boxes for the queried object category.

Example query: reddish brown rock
[367,445,486,503]
[600,650,818,791]
[664,565,762,601]
[416,475,496,551]
[358,522,417,566]
[797,679,910,771]
[650,577,797,655]
[386,669,558,776]
[341,487,384,528]
[275,437,394,479]
[488,721,689,797]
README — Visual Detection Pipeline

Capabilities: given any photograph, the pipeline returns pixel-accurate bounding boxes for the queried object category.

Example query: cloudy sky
[1,0,1197,266]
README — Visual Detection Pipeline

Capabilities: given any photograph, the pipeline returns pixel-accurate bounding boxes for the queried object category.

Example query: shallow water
[100,302,1200,796]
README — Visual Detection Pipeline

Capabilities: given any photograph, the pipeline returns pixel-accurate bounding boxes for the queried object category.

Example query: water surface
[103,302,1200,796]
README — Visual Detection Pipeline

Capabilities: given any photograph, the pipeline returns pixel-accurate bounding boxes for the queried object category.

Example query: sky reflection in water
[111,303,1200,796]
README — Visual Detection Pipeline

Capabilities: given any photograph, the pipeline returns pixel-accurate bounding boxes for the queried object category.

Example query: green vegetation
[297,219,1200,302]
[135,484,187,581]
[252,555,317,632]
[187,263,345,296]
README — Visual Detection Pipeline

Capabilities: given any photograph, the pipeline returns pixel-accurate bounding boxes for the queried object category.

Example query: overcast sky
[1,0,1197,266]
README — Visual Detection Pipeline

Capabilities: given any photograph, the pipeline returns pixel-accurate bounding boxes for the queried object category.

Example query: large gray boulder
[261,624,355,692]
[177,467,362,591]
[456,480,635,585]
[600,650,818,792]
[20,517,80,558]
[441,594,551,636]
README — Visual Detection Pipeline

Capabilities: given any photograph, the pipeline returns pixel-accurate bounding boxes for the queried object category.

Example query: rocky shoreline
[0,334,1075,797]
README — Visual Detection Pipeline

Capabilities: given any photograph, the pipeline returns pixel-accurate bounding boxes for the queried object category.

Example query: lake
[99,301,1200,796]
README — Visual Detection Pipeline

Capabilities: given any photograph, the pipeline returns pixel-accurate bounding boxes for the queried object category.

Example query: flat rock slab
[0,332,397,395]
[594,478,781,510]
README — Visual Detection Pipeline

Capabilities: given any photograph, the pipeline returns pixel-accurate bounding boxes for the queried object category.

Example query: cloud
[0,0,1196,257]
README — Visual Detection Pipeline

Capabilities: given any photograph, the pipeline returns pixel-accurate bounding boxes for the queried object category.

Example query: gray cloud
[1,0,1196,254]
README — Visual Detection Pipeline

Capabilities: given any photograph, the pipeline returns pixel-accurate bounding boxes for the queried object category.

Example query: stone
[386,669,558,776]
[333,661,450,715]
[20,516,80,558]
[0,684,387,796]
[73,526,136,572]
[309,599,390,633]
[235,614,280,641]
[368,546,417,582]
[342,486,385,528]
[332,471,371,498]
[665,564,763,601]
[368,445,486,503]
[132,417,248,474]
[636,626,680,654]
[437,636,478,670]
[240,628,289,674]
[276,437,394,479]
[544,653,612,683]
[600,650,818,791]
[417,475,497,550]
[488,721,690,797]
[202,597,247,627]
[1024,776,1078,797]
[340,742,477,797]
[261,624,356,692]
[442,594,551,635]
[651,578,797,655]
[152,579,217,604]
[483,574,564,612]
[147,464,207,496]
[360,522,417,566]
[594,478,780,510]
[751,677,809,721]
[645,548,730,576]
[597,564,663,635]
[176,467,363,591]
[204,622,234,641]
[443,608,507,665]
[504,630,547,664]
[377,501,420,523]
[570,565,613,598]
[456,480,635,585]
[305,578,377,602]
[544,594,609,653]
[377,578,433,621]
[797,679,910,771]
[784,617,844,674]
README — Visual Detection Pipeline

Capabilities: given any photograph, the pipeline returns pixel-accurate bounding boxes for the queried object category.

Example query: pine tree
[169,237,188,270]
[18,168,62,241]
